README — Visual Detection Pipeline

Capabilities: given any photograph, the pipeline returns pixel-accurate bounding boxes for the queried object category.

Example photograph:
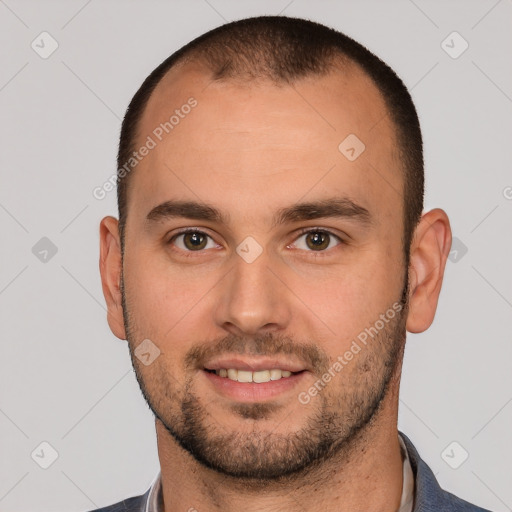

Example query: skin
[99,60,451,512]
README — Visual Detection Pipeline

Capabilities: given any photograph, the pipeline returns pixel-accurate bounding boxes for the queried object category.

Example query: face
[117,61,410,479]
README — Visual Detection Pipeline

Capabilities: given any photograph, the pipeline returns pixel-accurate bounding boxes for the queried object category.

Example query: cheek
[122,250,221,338]
[287,250,402,345]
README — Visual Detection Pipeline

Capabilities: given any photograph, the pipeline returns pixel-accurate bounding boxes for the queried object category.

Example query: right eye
[169,229,219,252]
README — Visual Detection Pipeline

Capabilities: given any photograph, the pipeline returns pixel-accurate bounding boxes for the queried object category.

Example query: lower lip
[202,370,307,402]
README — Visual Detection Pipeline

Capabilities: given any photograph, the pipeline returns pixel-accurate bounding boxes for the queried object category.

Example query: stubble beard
[121,267,409,482]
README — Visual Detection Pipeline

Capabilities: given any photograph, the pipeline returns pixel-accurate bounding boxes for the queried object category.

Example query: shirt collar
[145,470,163,512]
[398,432,416,512]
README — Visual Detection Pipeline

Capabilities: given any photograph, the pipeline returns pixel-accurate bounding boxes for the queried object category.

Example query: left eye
[292,230,341,251]
[171,230,217,251]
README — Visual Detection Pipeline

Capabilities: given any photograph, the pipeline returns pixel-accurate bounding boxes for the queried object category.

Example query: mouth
[202,362,309,402]
[201,356,310,402]
[204,368,305,383]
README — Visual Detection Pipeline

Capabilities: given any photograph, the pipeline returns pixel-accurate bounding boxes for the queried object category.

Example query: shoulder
[435,488,494,512]
[85,491,148,512]
[398,431,495,512]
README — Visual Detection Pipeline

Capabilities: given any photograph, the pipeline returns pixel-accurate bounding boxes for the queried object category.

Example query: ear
[99,216,126,340]
[406,208,452,333]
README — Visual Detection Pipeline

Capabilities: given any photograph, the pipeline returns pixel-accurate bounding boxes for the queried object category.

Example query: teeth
[270,369,282,380]
[213,368,294,383]
[237,370,253,383]
[253,370,270,383]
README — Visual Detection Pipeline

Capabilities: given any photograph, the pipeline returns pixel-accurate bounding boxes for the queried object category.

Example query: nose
[213,249,292,336]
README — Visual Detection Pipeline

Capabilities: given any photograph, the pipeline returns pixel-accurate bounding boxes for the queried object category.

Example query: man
[96,15,492,512]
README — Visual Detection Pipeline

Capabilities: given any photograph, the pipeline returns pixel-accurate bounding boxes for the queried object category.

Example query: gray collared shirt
[90,430,494,511]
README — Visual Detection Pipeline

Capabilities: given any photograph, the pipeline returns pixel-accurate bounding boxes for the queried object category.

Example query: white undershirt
[398,433,415,512]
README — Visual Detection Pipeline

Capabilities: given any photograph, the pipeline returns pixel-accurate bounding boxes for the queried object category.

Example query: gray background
[1,0,511,510]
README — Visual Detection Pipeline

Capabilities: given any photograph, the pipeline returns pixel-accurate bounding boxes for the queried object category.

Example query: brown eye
[171,230,215,251]
[293,230,341,252]
[305,231,330,250]
[183,232,207,250]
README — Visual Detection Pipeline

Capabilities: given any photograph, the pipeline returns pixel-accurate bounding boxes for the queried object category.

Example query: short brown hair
[117,15,423,262]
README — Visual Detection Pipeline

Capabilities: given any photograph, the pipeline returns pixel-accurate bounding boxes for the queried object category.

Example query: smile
[206,368,299,383]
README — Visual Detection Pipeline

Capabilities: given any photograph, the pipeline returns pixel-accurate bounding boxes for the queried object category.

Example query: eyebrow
[145,197,373,228]
[272,198,372,228]
[146,200,227,224]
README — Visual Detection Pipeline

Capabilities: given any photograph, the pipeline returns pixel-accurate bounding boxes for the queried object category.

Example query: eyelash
[168,227,345,256]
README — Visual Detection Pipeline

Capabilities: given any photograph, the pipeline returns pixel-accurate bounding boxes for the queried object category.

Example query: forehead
[130,61,402,227]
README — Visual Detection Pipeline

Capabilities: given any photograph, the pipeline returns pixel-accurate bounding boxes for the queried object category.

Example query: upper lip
[203,356,307,373]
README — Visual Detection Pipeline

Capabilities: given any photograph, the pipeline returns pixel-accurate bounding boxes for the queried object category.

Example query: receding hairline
[117,15,424,261]
[129,57,401,235]
[133,50,392,158]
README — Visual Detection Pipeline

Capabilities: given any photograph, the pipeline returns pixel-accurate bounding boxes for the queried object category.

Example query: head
[100,16,451,481]
[116,16,424,261]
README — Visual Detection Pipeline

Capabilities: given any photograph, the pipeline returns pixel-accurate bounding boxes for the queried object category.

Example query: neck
[155,387,404,512]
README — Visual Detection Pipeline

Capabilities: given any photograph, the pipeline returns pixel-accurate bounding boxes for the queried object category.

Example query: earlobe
[406,208,452,334]
[99,216,127,340]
